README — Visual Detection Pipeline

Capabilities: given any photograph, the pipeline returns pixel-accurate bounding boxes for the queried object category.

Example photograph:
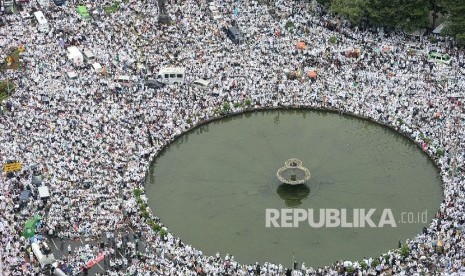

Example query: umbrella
[307,71,317,78]
[297,41,306,49]
[23,217,40,238]
[437,240,443,247]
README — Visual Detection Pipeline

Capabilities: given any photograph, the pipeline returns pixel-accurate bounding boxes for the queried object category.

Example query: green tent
[22,215,41,238]
[76,6,91,19]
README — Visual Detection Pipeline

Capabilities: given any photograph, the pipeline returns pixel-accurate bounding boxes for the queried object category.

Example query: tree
[441,0,465,44]
[429,0,447,29]
[330,0,369,24]
[365,0,429,31]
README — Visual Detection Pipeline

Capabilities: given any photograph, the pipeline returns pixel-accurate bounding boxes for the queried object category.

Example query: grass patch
[104,1,121,13]
[0,80,15,104]
[1,48,24,72]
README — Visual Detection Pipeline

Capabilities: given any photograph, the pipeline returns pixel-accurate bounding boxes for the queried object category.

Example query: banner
[80,252,105,271]
[3,162,21,173]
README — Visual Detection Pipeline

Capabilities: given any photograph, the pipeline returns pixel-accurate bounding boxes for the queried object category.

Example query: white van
[34,11,49,33]
[157,67,185,84]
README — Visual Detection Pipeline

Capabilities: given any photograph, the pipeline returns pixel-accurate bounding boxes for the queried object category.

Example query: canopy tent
[23,215,41,238]
[408,29,426,37]
[76,6,91,19]
[38,186,50,199]
[308,71,317,78]
[20,190,31,202]
[92,62,102,73]
[433,22,447,35]
[66,71,78,79]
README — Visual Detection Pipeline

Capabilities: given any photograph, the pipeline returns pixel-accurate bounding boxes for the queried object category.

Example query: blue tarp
[20,190,31,202]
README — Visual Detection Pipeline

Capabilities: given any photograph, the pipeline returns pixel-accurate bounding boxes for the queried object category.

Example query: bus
[157,67,185,84]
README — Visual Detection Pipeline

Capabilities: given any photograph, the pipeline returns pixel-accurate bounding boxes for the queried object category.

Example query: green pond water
[146,109,443,268]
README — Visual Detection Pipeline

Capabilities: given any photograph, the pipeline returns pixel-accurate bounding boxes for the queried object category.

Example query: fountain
[276,158,311,185]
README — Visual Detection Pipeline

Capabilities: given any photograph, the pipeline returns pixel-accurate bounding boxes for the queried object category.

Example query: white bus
[31,241,55,267]
[34,11,49,33]
[157,67,185,84]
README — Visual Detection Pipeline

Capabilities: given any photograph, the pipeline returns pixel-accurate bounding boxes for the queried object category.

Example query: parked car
[223,26,242,44]
[145,79,166,89]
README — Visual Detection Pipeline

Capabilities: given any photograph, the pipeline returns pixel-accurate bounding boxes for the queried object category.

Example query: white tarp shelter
[67,46,84,66]
[83,49,95,61]
[34,11,49,33]
[433,22,447,34]
[92,62,102,73]
[38,186,50,199]
[66,71,77,79]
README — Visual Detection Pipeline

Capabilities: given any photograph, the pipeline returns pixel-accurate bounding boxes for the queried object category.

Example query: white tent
[433,22,447,34]
[38,186,50,199]
[66,71,77,79]
[92,62,102,73]
[67,46,84,66]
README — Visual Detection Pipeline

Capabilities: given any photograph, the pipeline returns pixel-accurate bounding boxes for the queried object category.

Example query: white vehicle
[66,71,77,79]
[66,46,84,66]
[34,11,49,33]
[208,4,222,21]
[52,262,67,276]
[192,79,210,90]
[21,11,33,19]
[157,67,185,84]
[115,75,136,87]
[83,49,95,62]
[31,241,55,267]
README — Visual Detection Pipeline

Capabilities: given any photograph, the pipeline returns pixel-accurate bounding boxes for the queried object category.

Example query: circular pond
[146,109,443,267]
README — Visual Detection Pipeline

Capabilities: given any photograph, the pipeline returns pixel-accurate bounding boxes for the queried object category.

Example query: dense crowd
[1,0,465,274]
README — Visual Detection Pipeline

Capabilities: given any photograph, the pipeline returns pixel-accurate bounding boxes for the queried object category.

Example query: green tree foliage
[441,0,465,43]
[365,0,429,31]
[321,0,429,32]
[330,0,368,24]
[429,0,447,28]
[318,0,465,43]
